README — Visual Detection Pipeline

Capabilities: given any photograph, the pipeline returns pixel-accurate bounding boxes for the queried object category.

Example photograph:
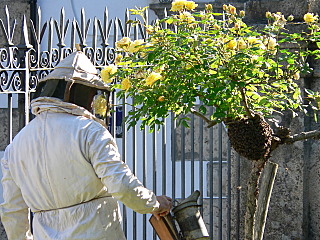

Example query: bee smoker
[172,190,210,240]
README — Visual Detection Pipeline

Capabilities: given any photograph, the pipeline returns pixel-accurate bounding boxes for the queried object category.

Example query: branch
[240,87,254,118]
[283,129,320,144]
[190,108,218,128]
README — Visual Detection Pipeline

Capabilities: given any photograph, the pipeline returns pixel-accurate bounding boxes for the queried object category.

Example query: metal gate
[0,5,236,240]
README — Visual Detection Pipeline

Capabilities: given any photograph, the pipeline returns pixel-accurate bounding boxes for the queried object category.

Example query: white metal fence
[0,5,235,240]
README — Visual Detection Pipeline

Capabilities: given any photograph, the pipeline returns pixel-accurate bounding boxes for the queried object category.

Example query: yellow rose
[101,65,117,83]
[304,13,318,23]
[287,15,294,21]
[158,96,165,102]
[223,4,228,11]
[115,54,123,64]
[265,11,272,19]
[265,37,277,50]
[272,13,281,21]
[205,4,212,11]
[237,39,247,50]
[229,5,237,15]
[145,72,162,86]
[239,10,245,18]
[179,11,195,23]
[293,72,300,80]
[93,95,107,117]
[121,78,131,91]
[234,22,241,30]
[116,37,132,51]
[226,39,237,50]
[171,0,185,12]
[128,39,145,53]
[247,37,258,45]
[213,24,221,30]
[146,25,154,34]
[185,1,198,11]
[247,37,265,49]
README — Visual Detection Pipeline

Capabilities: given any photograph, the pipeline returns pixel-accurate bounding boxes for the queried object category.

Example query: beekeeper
[0,50,172,240]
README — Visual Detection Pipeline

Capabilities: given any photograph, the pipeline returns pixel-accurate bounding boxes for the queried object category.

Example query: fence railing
[0,5,237,240]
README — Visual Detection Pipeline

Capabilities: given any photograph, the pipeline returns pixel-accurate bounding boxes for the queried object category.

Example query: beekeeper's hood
[39,50,110,91]
[34,49,111,113]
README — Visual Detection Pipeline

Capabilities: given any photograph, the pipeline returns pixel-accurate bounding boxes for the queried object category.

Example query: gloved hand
[152,195,173,220]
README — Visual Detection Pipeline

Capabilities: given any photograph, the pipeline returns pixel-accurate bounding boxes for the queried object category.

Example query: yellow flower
[205,4,212,11]
[158,96,165,102]
[93,95,107,117]
[115,54,123,64]
[265,37,277,50]
[223,4,228,11]
[121,78,131,90]
[185,1,198,11]
[171,0,186,12]
[179,11,195,23]
[293,72,300,80]
[237,39,247,50]
[272,13,281,21]
[116,37,132,51]
[128,39,145,53]
[146,72,162,85]
[146,25,154,34]
[287,15,294,21]
[234,22,241,30]
[266,11,272,19]
[229,5,237,15]
[304,13,318,23]
[239,10,245,18]
[213,24,220,30]
[171,0,197,12]
[248,37,265,49]
[101,65,117,83]
[226,39,237,50]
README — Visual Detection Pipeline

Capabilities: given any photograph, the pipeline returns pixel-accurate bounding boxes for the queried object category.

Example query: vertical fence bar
[162,119,166,195]
[227,140,231,240]
[191,113,195,193]
[181,117,185,199]
[171,112,176,203]
[236,153,241,240]
[209,108,214,239]
[122,98,127,237]
[132,98,137,240]
[153,129,157,240]
[218,123,223,240]
[110,91,116,138]
[199,114,204,215]
[142,128,147,240]
[7,93,13,145]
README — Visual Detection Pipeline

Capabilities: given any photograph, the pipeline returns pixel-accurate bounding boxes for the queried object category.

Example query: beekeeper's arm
[0,151,30,240]
[88,124,171,214]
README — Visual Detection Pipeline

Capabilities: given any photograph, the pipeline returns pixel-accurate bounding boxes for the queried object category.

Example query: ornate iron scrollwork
[0,4,149,93]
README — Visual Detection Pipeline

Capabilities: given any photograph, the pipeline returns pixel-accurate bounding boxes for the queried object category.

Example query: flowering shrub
[108,1,320,129]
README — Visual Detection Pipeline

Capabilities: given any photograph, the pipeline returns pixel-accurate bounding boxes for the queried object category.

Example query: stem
[190,108,218,128]
[240,87,254,118]
[254,161,278,240]
[283,129,320,144]
[244,158,266,240]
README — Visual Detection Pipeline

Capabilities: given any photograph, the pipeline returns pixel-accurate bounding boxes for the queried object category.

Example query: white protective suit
[0,97,159,240]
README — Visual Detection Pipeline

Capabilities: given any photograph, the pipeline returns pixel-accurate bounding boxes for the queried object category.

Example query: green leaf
[199,105,207,114]
[293,88,301,100]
